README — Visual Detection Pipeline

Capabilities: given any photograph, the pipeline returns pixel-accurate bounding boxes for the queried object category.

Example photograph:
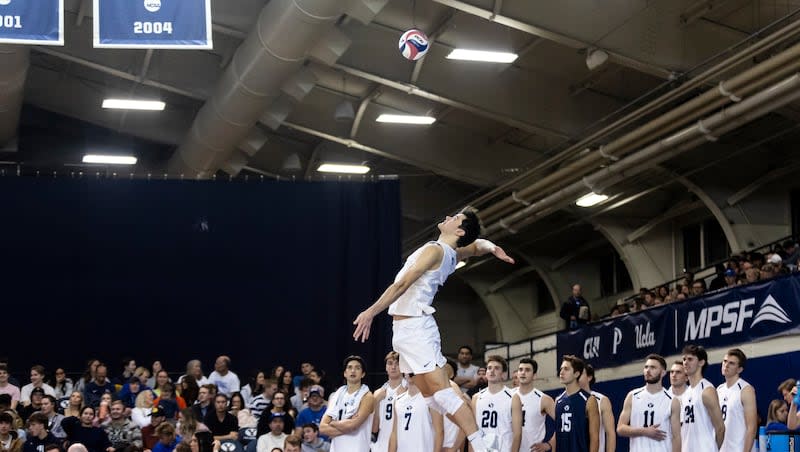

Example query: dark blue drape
[0,176,400,386]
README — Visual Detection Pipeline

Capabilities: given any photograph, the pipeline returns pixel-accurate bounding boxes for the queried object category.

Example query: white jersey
[512,387,547,451]
[388,241,457,317]
[371,382,403,452]
[325,385,373,452]
[681,378,718,452]
[718,378,751,452]
[475,387,513,452]
[394,391,434,452]
[628,386,674,452]
[592,391,608,452]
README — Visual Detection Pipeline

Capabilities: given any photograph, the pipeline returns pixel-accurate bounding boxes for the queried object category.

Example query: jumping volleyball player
[352,209,514,452]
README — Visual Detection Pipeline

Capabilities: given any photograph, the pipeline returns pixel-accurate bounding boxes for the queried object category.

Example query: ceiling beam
[350,85,381,138]
[304,142,324,180]
[33,47,206,101]
[411,11,456,84]
[680,0,736,26]
[487,265,538,294]
[549,238,607,270]
[625,200,704,243]
[329,62,572,140]
[431,0,674,79]
[726,162,800,206]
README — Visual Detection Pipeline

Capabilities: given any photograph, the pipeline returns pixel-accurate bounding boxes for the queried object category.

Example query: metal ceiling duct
[0,45,29,147]
[168,0,345,177]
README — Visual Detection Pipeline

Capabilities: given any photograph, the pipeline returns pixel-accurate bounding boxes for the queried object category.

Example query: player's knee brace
[433,387,464,415]
[424,396,446,415]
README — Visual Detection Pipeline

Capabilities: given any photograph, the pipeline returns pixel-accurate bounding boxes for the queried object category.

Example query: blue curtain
[0,176,400,385]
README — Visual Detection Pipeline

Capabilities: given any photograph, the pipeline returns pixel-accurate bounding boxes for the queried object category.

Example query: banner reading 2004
[0,0,63,45]
[93,0,212,49]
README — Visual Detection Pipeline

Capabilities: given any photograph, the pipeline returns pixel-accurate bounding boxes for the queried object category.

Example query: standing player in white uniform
[511,358,555,452]
[579,364,616,452]
[617,354,681,452]
[388,374,443,452]
[353,209,514,452]
[320,356,375,452]
[681,344,725,452]
[472,355,513,451]
[371,352,406,452]
[717,348,757,452]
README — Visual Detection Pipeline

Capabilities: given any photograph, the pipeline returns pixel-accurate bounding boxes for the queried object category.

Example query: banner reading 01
[0,0,63,45]
[93,0,212,49]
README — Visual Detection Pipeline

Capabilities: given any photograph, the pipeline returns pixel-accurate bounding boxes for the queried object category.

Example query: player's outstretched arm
[352,245,443,342]
[456,239,515,264]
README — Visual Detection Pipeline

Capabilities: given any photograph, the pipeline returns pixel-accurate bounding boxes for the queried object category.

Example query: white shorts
[392,315,447,375]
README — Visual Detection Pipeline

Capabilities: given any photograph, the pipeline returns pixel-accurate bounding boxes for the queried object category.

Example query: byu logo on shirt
[144,0,161,12]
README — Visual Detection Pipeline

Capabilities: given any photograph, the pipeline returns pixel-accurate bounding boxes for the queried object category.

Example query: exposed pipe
[486,72,800,238]
[168,0,344,177]
[0,46,30,146]
[479,34,800,222]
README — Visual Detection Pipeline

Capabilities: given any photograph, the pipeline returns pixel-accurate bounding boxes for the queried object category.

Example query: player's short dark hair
[342,355,367,374]
[519,358,538,373]
[585,364,596,385]
[682,344,708,374]
[485,355,507,372]
[456,207,482,248]
[726,348,747,369]
[562,355,585,379]
[646,354,667,370]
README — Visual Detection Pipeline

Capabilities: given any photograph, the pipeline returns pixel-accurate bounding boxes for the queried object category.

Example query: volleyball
[399,29,430,61]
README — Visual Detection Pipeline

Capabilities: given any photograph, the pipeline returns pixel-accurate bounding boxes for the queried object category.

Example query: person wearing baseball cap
[294,386,326,439]
[142,406,167,451]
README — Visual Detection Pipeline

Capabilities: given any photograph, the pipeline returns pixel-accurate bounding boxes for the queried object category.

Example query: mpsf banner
[94,0,212,49]
[557,274,800,368]
[0,0,63,45]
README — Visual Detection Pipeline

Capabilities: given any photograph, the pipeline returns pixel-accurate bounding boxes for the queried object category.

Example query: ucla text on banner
[556,274,800,367]
[0,0,63,45]
[93,0,212,49]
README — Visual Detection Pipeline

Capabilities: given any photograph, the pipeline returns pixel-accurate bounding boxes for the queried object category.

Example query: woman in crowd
[180,375,200,407]
[240,371,265,407]
[131,390,155,428]
[153,383,186,420]
[229,392,257,430]
[277,371,294,395]
[176,408,208,440]
[63,391,84,418]
[93,393,112,427]
[153,370,172,398]
[766,399,789,431]
[62,406,111,452]
[52,368,73,400]
[148,362,164,389]
[74,359,100,395]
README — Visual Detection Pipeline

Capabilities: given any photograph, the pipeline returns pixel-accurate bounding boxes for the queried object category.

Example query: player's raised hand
[353,310,374,342]
[493,245,515,264]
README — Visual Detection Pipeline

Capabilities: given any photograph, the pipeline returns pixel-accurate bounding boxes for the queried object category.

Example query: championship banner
[0,0,63,45]
[93,0,212,49]
[557,274,800,368]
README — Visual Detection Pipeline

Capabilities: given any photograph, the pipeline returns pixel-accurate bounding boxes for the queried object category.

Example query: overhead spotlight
[576,192,609,207]
[334,101,355,122]
[585,48,609,71]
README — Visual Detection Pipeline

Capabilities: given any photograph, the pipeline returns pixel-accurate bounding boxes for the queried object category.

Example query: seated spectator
[132,391,155,429]
[559,284,590,329]
[118,378,145,409]
[176,408,208,440]
[282,435,301,452]
[240,372,266,408]
[141,406,167,451]
[152,371,171,399]
[192,386,216,423]
[152,423,180,452]
[0,412,23,452]
[21,366,56,406]
[178,361,210,387]
[105,400,143,451]
[189,432,220,452]
[203,395,237,442]
[40,395,66,439]
[761,263,777,280]
[208,357,240,398]
[153,384,185,421]
[691,280,706,297]
[18,388,45,422]
[63,392,84,419]
[745,268,760,284]
[300,423,328,452]
[293,387,325,438]
[75,360,101,396]
[766,399,789,431]
[52,369,74,401]
[114,358,139,387]
[256,392,295,436]
[255,414,287,452]
[0,365,20,411]
[22,413,57,452]
[178,377,199,407]
[249,381,277,421]
[676,292,687,301]
[61,406,112,452]
[94,393,113,427]
[228,393,256,430]
[133,368,151,389]
[84,365,115,409]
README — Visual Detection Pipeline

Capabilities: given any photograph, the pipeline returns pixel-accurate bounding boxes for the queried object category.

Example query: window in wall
[599,248,633,297]
[682,223,701,271]
[535,278,555,314]
[704,219,730,264]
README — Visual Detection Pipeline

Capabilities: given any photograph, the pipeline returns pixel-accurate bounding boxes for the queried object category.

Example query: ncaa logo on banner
[144,0,161,12]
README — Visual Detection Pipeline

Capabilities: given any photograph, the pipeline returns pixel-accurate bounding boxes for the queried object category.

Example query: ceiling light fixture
[82,155,138,165]
[376,114,436,125]
[317,163,370,174]
[102,99,166,111]
[446,49,518,63]
[576,192,609,207]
